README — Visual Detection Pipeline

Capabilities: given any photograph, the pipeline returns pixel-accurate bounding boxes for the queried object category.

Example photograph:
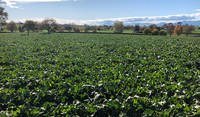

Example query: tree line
[0,7,197,36]
[113,22,196,36]
[5,18,60,35]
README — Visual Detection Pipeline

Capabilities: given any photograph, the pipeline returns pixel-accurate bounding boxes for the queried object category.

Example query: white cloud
[0,0,20,8]
[0,0,77,8]
[14,13,200,26]
[195,9,200,12]
[9,0,64,2]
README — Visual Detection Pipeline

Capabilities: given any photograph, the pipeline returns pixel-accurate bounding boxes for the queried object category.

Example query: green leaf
[143,109,154,115]
[0,114,7,117]
[163,111,170,116]
[137,105,144,111]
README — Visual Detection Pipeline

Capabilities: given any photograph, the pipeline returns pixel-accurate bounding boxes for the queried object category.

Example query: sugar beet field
[0,33,200,116]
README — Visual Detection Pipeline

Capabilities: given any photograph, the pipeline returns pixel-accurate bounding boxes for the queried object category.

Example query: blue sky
[1,0,200,25]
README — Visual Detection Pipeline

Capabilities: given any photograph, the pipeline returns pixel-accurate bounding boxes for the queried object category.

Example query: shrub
[159,31,167,36]
[151,29,159,35]
[143,28,151,35]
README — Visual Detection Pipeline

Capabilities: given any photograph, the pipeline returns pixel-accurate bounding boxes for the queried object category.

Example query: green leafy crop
[0,33,200,116]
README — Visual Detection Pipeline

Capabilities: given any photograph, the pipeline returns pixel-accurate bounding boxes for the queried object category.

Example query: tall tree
[183,24,195,36]
[41,18,58,34]
[174,24,183,36]
[113,22,123,34]
[6,21,17,33]
[148,24,157,31]
[167,24,175,36]
[134,24,140,33]
[23,20,37,35]
[143,28,151,35]
[18,22,24,32]
[83,24,88,32]
[162,24,168,29]
[0,7,8,26]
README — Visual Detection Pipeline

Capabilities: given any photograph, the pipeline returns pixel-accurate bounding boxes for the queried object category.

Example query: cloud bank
[0,0,77,8]
[15,13,200,26]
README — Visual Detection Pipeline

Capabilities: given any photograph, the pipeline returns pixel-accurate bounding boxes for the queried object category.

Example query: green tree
[162,24,168,29]
[113,22,123,34]
[159,30,167,36]
[140,26,146,33]
[148,24,157,31]
[41,18,58,34]
[143,28,151,35]
[23,20,37,35]
[18,22,25,32]
[134,24,140,33]
[6,21,17,33]
[0,7,8,26]
[151,29,159,35]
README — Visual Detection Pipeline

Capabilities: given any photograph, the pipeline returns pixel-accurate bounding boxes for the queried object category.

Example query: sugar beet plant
[0,33,200,116]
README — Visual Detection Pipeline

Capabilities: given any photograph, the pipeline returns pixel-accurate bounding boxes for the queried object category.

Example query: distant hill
[181,21,200,26]
[124,21,200,26]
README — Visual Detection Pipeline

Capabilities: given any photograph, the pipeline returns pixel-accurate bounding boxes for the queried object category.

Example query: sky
[0,0,200,25]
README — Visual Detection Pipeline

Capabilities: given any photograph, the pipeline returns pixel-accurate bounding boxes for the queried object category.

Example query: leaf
[0,114,7,117]
[137,105,144,111]
[163,111,170,116]
[143,109,154,115]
